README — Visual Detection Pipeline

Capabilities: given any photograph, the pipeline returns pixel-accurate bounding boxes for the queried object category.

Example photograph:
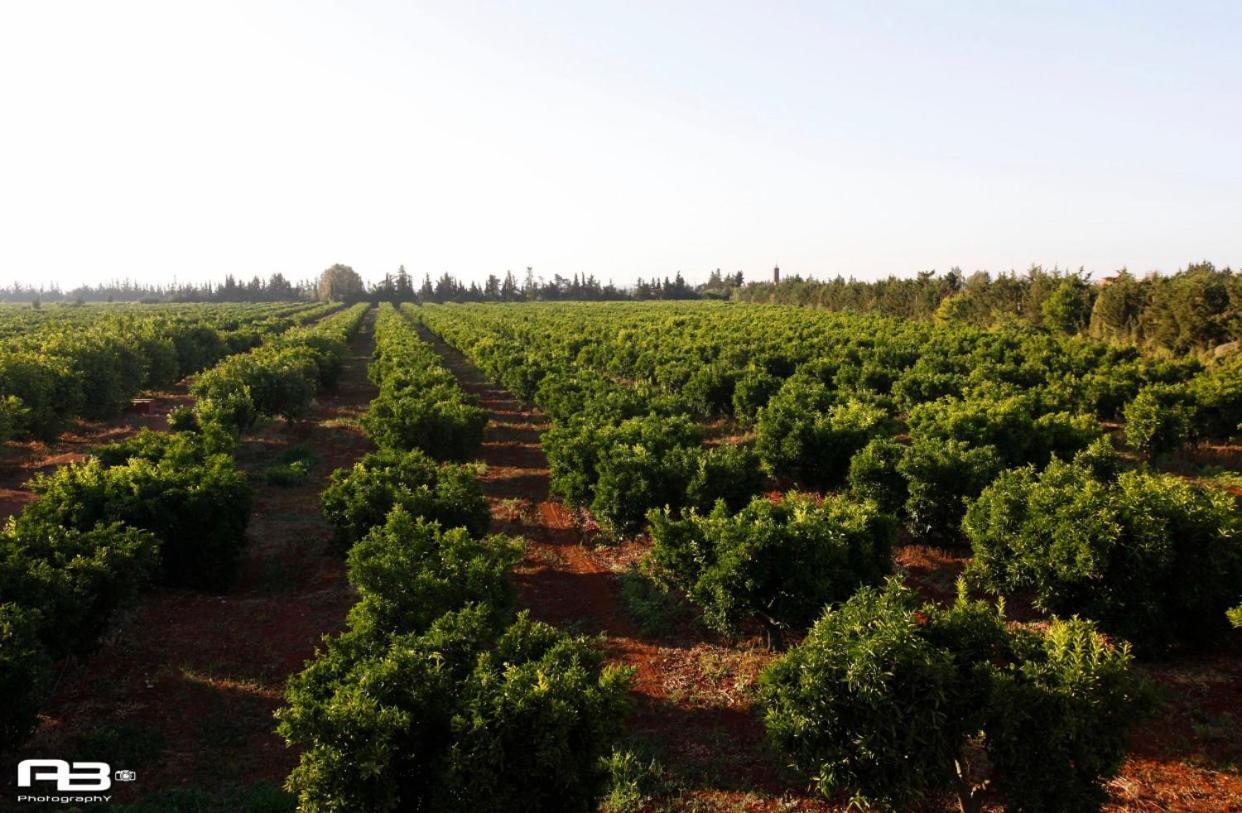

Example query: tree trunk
[954,757,982,813]
[761,617,784,650]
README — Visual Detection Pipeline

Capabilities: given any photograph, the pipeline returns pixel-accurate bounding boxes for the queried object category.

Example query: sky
[1,1,1239,290]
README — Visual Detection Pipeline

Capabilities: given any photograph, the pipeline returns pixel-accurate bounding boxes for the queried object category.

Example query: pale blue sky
[1,1,1238,288]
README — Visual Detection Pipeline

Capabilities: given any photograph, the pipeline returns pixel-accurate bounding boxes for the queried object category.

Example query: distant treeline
[0,266,721,305]
[385,267,713,302]
[0,273,317,304]
[4,261,1237,354]
[736,262,1241,354]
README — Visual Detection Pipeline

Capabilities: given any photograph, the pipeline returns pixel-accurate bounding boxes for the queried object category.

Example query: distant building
[773,264,780,284]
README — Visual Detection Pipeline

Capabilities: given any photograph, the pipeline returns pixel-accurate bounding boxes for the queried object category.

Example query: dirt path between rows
[417,326,835,812]
[4,311,377,809]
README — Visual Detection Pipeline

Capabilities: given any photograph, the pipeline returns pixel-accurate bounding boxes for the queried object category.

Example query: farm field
[5,1,1241,810]
[0,299,1239,812]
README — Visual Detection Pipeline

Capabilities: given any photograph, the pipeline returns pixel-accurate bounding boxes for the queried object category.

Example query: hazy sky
[2,1,1239,289]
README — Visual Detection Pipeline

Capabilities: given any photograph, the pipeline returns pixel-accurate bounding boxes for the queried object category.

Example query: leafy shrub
[600,744,670,813]
[434,616,631,812]
[536,375,644,424]
[811,399,894,482]
[44,333,145,420]
[908,393,1099,468]
[362,385,488,460]
[899,437,1002,547]
[0,603,51,746]
[168,324,226,378]
[756,377,892,487]
[0,518,158,749]
[847,437,908,515]
[590,443,685,535]
[93,431,181,468]
[264,462,310,486]
[193,350,318,430]
[1123,383,1197,457]
[965,457,1242,651]
[759,580,1149,813]
[1075,365,1147,419]
[0,353,78,440]
[846,435,1008,548]
[0,518,158,657]
[25,453,253,591]
[542,413,715,535]
[542,420,605,506]
[681,363,736,416]
[321,448,490,555]
[93,426,234,468]
[649,493,894,643]
[753,376,834,478]
[617,564,683,637]
[344,507,522,639]
[262,446,319,487]
[0,304,355,445]
[1188,357,1242,439]
[543,415,700,508]
[0,395,26,443]
[185,305,365,433]
[194,385,258,432]
[588,440,765,536]
[278,607,631,813]
[730,366,781,423]
[683,442,766,513]
[134,331,180,389]
[892,363,967,410]
[167,405,198,433]
[1071,435,1124,480]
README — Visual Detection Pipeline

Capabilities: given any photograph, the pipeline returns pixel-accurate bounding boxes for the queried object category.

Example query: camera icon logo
[114,769,137,782]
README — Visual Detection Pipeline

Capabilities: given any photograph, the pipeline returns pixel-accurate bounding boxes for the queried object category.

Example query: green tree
[1123,384,1197,457]
[965,456,1242,651]
[759,580,1150,813]
[1041,276,1095,334]
[649,492,894,644]
[1089,270,1144,341]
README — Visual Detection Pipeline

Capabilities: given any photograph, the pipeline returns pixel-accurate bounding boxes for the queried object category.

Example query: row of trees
[0,273,317,303]
[280,303,628,811]
[1,304,370,746]
[325,264,707,304]
[0,303,334,442]
[737,262,1241,353]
